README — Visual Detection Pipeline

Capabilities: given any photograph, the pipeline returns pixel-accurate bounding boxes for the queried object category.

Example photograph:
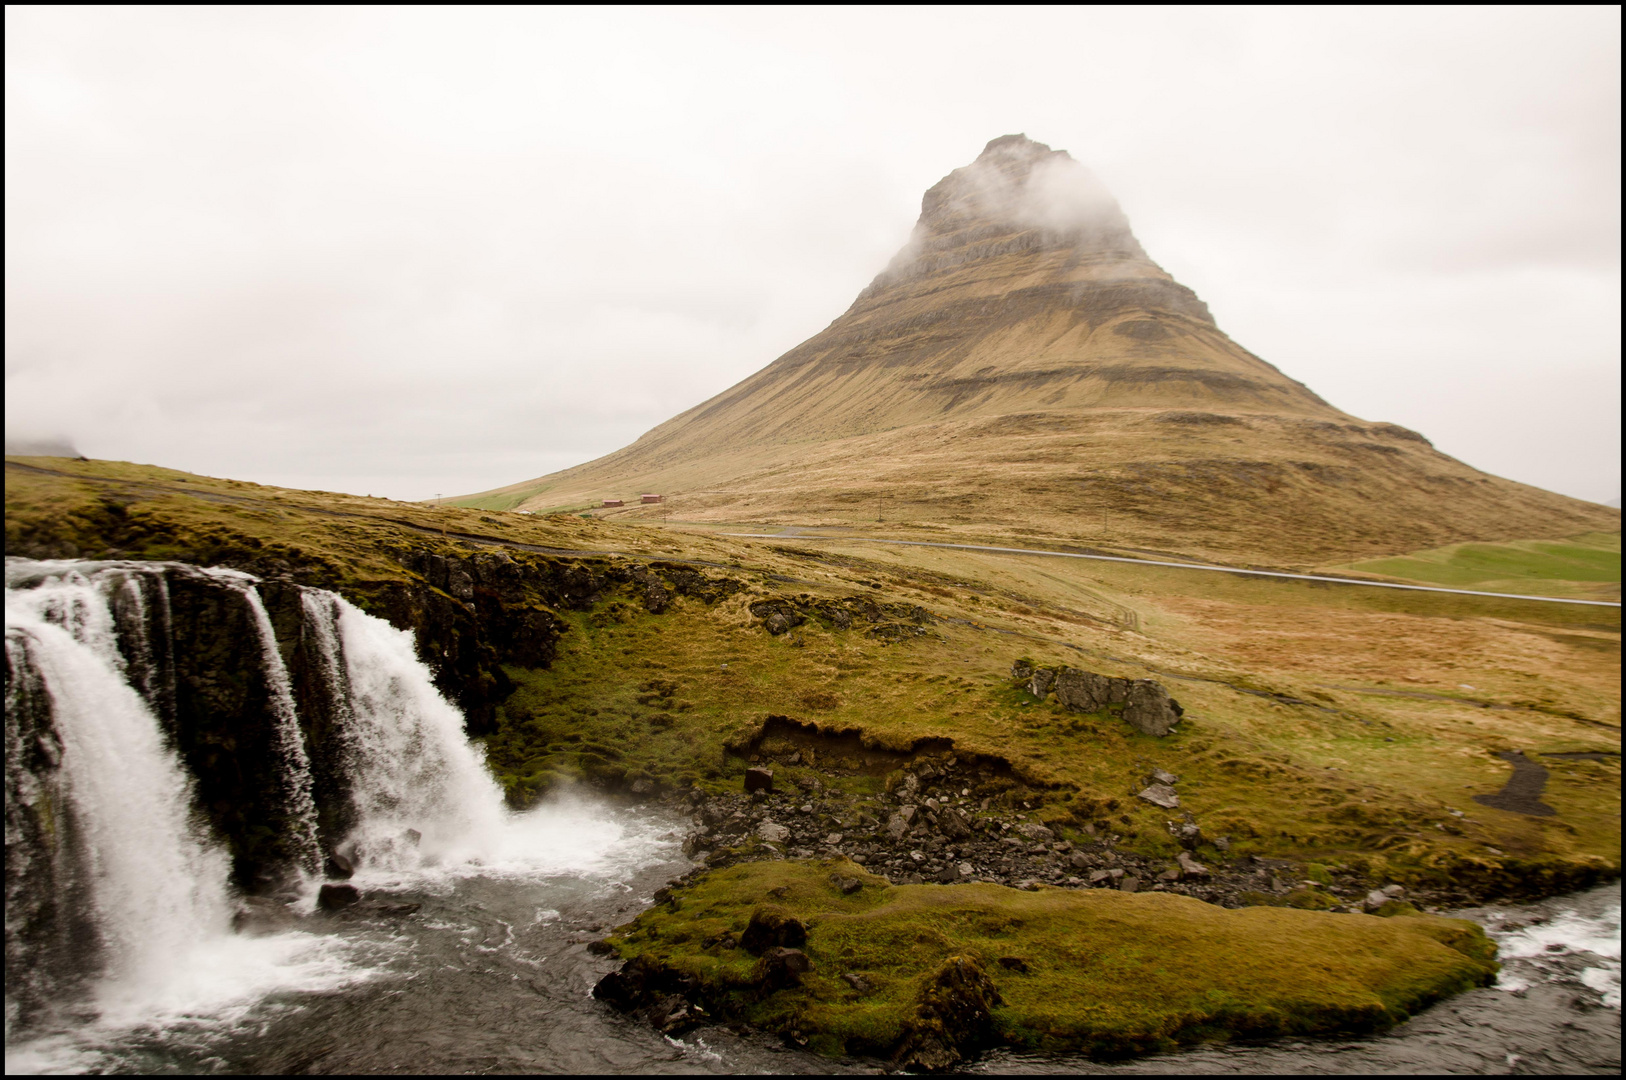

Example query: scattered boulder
[1119,876,1140,893]
[1014,823,1055,842]
[842,972,874,993]
[765,613,791,635]
[739,905,808,955]
[1150,768,1178,785]
[887,806,919,840]
[756,821,790,844]
[317,883,361,912]
[1028,669,1056,699]
[1122,681,1184,736]
[1010,660,1034,682]
[1175,822,1202,849]
[1176,851,1210,879]
[1136,783,1180,809]
[744,767,775,793]
[831,874,864,895]
[1053,668,1127,713]
[936,806,973,840]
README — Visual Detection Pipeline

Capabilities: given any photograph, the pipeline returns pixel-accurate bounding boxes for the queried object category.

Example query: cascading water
[299,589,507,872]
[3,558,692,1073]
[4,565,231,1027]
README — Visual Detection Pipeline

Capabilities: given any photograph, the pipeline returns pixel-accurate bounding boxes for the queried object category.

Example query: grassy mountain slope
[463,135,1618,566]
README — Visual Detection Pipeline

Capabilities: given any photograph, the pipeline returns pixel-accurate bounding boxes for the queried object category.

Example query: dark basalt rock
[755,946,812,991]
[744,767,775,793]
[324,850,355,880]
[894,954,1003,1071]
[317,883,360,911]
[739,905,808,955]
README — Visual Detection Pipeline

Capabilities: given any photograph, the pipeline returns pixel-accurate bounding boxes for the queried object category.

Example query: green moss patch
[606,859,1497,1060]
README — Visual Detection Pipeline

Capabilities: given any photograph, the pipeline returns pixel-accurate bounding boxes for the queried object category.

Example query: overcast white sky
[6,6,1620,505]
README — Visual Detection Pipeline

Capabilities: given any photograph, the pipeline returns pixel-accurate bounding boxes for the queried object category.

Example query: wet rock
[324,850,355,880]
[318,883,361,911]
[648,993,704,1034]
[593,954,667,1011]
[1136,783,1180,809]
[232,896,299,936]
[744,767,775,793]
[629,778,654,795]
[757,821,790,844]
[1122,681,1184,736]
[740,905,808,955]
[894,955,1003,1071]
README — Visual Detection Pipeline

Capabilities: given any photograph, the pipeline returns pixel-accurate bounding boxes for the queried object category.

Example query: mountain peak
[868,135,1145,297]
[465,138,1619,565]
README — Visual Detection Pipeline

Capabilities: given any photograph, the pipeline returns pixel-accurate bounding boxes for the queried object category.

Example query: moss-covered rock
[597,859,1498,1065]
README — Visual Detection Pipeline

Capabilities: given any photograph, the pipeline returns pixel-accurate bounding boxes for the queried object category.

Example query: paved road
[721,532,1623,608]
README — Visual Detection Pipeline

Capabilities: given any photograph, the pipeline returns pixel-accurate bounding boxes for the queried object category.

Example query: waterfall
[226,574,323,877]
[4,567,234,1019]
[301,590,508,870]
[5,557,516,1039]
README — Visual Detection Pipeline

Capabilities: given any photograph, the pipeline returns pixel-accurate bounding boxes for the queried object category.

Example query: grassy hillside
[9,455,1617,897]
[461,137,1620,566]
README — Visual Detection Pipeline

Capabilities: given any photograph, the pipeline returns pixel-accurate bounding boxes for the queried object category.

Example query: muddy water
[6,800,1616,1075]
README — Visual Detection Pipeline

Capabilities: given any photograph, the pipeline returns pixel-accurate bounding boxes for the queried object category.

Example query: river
[4,558,1618,1074]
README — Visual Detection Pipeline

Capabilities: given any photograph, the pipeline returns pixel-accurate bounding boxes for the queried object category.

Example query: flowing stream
[3,559,1618,1075]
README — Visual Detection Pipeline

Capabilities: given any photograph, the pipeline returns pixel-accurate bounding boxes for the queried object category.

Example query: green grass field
[1334,533,1620,600]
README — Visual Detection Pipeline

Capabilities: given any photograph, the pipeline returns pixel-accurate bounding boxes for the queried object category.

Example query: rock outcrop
[1016,660,1184,736]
